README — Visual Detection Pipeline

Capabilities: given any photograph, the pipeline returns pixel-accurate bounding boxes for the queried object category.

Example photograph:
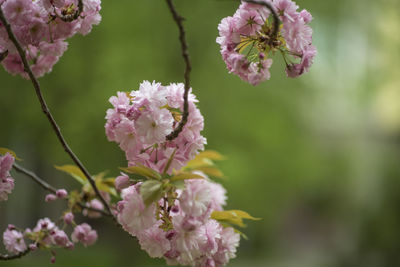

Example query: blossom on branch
[0,0,102,78]
[105,81,207,174]
[217,0,316,85]
[0,152,15,201]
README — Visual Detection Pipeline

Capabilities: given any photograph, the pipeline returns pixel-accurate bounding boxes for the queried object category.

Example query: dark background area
[1,0,400,266]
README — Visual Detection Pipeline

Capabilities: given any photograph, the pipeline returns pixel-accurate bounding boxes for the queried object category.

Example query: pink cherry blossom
[0,152,15,201]
[217,0,316,85]
[0,0,102,78]
[117,184,157,235]
[106,81,206,174]
[71,223,98,246]
[3,228,26,254]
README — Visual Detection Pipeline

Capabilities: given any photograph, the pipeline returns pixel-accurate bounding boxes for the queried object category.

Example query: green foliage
[0,147,22,160]
[140,180,163,207]
[120,165,162,180]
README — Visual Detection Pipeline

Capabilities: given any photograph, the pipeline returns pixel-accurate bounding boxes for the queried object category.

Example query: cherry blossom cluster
[117,177,240,266]
[3,217,97,262]
[0,0,101,78]
[217,0,316,85]
[0,152,14,201]
[105,81,206,174]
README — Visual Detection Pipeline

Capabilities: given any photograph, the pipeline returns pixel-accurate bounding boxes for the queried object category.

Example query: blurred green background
[1,0,400,266]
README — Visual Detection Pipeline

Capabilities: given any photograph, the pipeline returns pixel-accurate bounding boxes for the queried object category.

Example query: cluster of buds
[3,217,97,262]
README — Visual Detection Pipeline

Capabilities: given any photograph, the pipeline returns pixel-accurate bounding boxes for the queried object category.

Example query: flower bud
[63,212,74,225]
[45,194,57,202]
[115,174,130,191]
[56,189,68,199]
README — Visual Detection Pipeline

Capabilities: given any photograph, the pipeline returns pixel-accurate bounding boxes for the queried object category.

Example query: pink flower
[216,0,316,85]
[0,0,102,78]
[285,44,316,77]
[179,179,212,218]
[83,199,104,218]
[117,184,157,235]
[3,228,27,254]
[106,81,206,174]
[136,108,173,144]
[213,227,240,266]
[45,193,57,202]
[71,223,98,246]
[0,153,15,201]
[137,224,171,258]
[56,189,68,199]
[51,229,73,249]
[63,212,74,225]
[0,152,14,179]
[114,173,130,191]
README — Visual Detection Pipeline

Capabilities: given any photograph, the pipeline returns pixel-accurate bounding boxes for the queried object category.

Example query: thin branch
[243,0,281,43]
[0,7,114,221]
[12,163,111,217]
[0,249,30,261]
[165,0,192,141]
[0,49,8,63]
[13,163,57,194]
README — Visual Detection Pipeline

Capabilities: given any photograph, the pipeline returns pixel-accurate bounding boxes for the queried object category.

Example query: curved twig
[0,249,30,261]
[0,7,114,221]
[165,0,192,141]
[243,0,280,42]
[13,163,57,194]
[13,163,111,217]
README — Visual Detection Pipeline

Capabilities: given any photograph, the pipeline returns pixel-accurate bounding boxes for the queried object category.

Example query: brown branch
[0,249,30,261]
[13,163,111,217]
[13,163,57,194]
[0,7,114,221]
[243,0,281,42]
[0,49,8,63]
[165,0,192,141]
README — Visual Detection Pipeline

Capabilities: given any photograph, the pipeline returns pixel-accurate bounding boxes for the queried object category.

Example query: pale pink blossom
[63,212,74,225]
[117,184,157,235]
[56,189,68,199]
[3,228,27,254]
[137,224,171,258]
[115,173,130,191]
[179,179,212,218]
[45,193,57,202]
[83,199,104,218]
[71,223,98,246]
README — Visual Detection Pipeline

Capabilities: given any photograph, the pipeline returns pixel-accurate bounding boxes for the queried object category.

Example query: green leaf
[170,180,185,189]
[195,166,225,178]
[186,150,225,168]
[55,165,86,184]
[163,149,177,175]
[170,172,205,182]
[140,180,163,206]
[0,147,22,161]
[120,165,161,180]
[211,210,261,228]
